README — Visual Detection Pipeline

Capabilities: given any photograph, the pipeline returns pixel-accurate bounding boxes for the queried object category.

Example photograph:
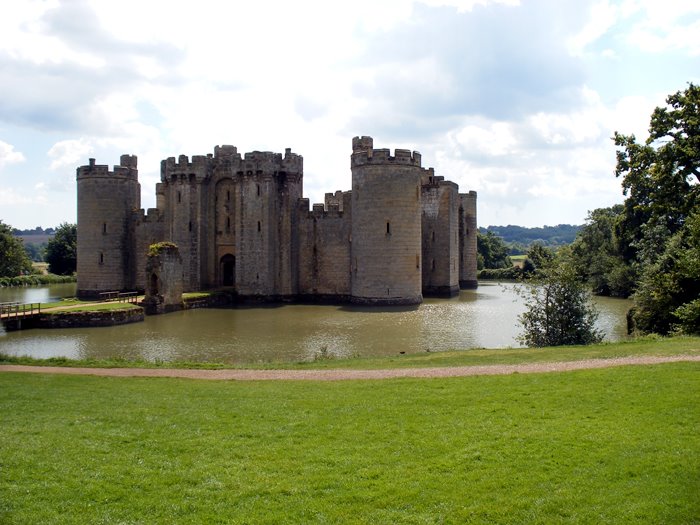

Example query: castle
[76,136,477,305]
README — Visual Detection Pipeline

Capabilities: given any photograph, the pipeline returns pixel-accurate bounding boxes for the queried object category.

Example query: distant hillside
[16,233,53,244]
[479,224,581,251]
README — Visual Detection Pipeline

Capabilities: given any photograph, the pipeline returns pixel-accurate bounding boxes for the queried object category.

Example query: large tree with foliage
[518,257,603,347]
[612,83,700,334]
[570,206,635,297]
[0,220,33,277]
[631,210,700,335]
[614,83,700,263]
[477,231,511,269]
[45,223,77,275]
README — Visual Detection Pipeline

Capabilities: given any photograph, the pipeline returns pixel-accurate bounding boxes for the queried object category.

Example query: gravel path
[1,355,698,381]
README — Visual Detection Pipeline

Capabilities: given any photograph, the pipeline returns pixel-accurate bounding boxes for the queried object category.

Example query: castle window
[99,253,104,265]
[226,217,231,233]
[257,184,261,197]
[432,259,436,271]
[416,255,420,269]
[227,190,230,202]
[177,191,181,203]
[386,222,391,235]
[257,221,261,232]
[188,221,192,232]
[432,231,435,242]
[102,223,107,234]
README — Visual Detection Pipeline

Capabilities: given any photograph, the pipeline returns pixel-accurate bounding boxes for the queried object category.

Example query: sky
[0,0,698,229]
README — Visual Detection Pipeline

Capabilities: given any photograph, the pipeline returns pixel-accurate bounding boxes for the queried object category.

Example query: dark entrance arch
[149,273,159,296]
[220,254,236,287]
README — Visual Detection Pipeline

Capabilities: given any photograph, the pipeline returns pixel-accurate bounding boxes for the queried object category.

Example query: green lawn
[1,362,698,524]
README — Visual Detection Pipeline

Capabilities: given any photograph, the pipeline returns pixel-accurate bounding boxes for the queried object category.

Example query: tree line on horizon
[479,224,581,253]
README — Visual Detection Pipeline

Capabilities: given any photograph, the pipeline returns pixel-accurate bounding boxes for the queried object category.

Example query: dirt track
[1,355,698,381]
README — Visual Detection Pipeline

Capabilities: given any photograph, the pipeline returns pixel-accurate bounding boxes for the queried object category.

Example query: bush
[477,267,522,280]
[517,262,603,347]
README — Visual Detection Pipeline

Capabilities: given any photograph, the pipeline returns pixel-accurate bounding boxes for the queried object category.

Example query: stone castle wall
[459,191,478,288]
[421,177,460,296]
[297,196,352,299]
[76,137,477,303]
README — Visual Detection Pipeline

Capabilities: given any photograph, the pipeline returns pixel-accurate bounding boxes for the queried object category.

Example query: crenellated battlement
[214,145,238,158]
[350,136,422,168]
[298,197,346,220]
[160,146,303,181]
[131,207,164,224]
[160,154,211,181]
[308,203,344,219]
[236,149,303,175]
[76,156,139,180]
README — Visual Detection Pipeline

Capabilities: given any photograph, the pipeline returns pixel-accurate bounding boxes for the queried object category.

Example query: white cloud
[419,0,520,12]
[569,0,700,56]
[0,140,25,169]
[567,0,618,56]
[47,138,93,170]
[0,185,44,206]
[0,0,696,228]
[451,121,519,157]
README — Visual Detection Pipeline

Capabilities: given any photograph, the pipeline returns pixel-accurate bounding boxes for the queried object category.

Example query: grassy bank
[1,362,698,523]
[2,335,699,370]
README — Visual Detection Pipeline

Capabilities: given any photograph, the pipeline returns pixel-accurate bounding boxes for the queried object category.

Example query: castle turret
[350,137,423,305]
[76,155,140,298]
[459,191,478,288]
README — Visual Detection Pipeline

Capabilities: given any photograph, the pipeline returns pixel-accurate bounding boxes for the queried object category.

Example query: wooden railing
[0,302,41,320]
[99,291,140,304]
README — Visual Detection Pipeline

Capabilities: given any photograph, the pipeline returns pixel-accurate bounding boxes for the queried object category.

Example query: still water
[0,282,631,364]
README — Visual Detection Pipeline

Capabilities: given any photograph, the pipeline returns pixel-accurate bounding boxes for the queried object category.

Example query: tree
[614,83,700,264]
[613,83,700,334]
[517,260,603,347]
[45,223,77,275]
[24,242,46,262]
[0,220,32,277]
[477,231,511,269]
[570,206,635,297]
[631,209,700,335]
[525,243,553,273]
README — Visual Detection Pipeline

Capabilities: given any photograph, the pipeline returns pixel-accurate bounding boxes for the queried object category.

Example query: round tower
[76,155,140,298]
[350,136,423,305]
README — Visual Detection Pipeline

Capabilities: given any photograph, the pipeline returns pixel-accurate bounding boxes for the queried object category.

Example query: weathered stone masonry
[77,136,477,305]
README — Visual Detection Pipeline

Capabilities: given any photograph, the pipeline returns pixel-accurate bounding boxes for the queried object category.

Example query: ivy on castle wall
[148,242,179,257]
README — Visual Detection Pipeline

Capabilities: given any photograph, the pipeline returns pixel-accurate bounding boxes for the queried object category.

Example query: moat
[0,283,631,364]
